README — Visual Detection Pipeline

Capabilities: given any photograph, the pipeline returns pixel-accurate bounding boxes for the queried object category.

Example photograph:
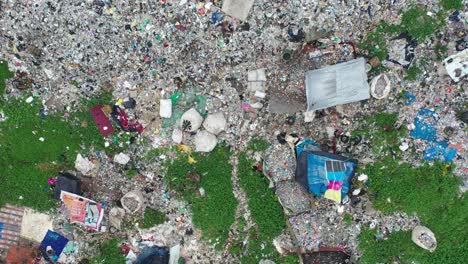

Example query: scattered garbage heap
[0,0,466,263]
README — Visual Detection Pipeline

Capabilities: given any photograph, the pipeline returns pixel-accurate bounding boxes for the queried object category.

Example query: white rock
[358,174,368,182]
[203,112,226,135]
[26,96,34,103]
[114,152,130,165]
[39,137,45,142]
[172,129,183,144]
[159,99,172,118]
[75,153,95,175]
[180,108,203,132]
[194,130,218,152]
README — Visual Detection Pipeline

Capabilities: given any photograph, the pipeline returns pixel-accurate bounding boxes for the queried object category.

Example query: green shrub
[405,65,423,81]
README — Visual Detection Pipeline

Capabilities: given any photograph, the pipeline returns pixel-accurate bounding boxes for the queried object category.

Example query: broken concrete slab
[109,207,126,230]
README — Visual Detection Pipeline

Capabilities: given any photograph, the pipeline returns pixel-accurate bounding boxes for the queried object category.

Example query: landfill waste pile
[0,0,466,263]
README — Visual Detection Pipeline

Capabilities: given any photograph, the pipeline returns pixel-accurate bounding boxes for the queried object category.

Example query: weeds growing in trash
[0,60,14,94]
[238,150,297,263]
[439,0,463,11]
[352,112,406,160]
[166,144,237,248]
[358,159,467,263]
[139,208,167,229]
[90,239,125,264]
[0,92,110,210]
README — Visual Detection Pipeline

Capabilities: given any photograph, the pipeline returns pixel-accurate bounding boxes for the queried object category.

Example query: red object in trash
[112,106,144,133]
[90,105,114,136]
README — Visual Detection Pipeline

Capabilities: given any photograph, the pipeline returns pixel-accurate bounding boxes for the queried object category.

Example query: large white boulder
[194,130,218,152]
[203,112,226,135]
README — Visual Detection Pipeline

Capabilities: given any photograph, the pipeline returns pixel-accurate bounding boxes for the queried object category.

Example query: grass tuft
[238,152,298,263]
[90,239,125,264]
[352,112,406,160]
[400,7,441,41]
[0,60,14,94]
[439,0,463,11]
[139,208,167,228]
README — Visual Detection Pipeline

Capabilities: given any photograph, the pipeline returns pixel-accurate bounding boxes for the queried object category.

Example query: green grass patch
[144,146,175,160]
[238,152,298,263]
[405,65,423,81]
[139,208,167,228]
[165,145,237,247]
[400,7,442,41]
[352,112,406,160]
[435,43,448,61]
[439,0,463,11]
[359,160,467,263]
[90,239,125,264]
[0,60,14,94]
[246,137,270,152]
[0,93,111,211]
[125,168,139,179]
[343,214,353,225]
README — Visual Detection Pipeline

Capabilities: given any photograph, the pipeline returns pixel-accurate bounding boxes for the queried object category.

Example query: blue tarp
[410,108,457,162]
[295,140,357,202]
